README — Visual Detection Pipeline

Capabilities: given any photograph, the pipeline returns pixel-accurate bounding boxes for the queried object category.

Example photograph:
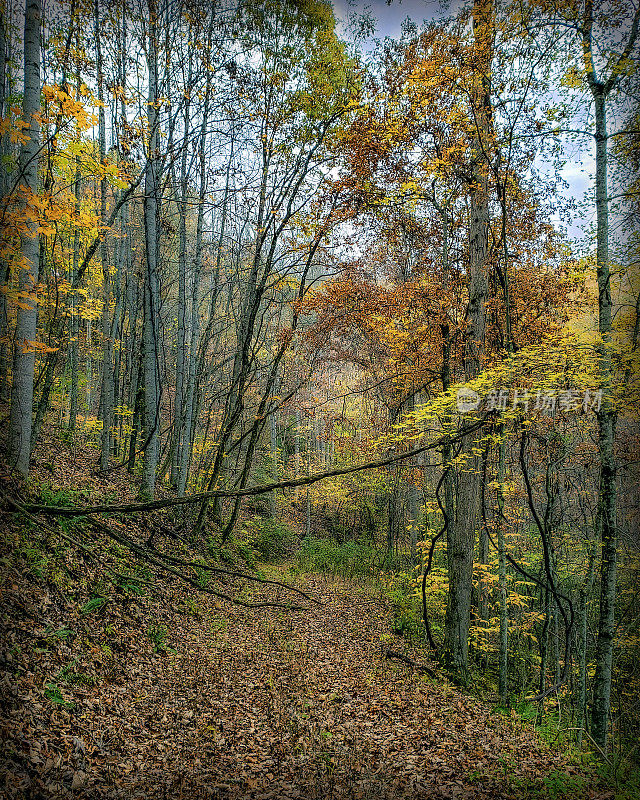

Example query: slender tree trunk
[0,8,12,403]
[496,428,509,702]
[294,408,301,505]
[95,0,113,471]
[171,84,190,486]
[31,348,58,449]
[8,0,41,476]
[68,73,82,435]
[539,585,550,710]
[141,0,161,499]
[128,349,143,474]
[578,0,640,751]
[577,539,597,748]
[86,317,92,416]
[590,90,618,753]
[178,20,213,496]
[269,379,279,516]
[407,479,419,563]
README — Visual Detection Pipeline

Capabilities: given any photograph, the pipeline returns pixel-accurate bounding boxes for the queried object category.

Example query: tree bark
[0,7,12,403]
[8,0,41,476]
[590,89,618,753]
[443,0,492,677]
[95,0,113,471]
[141,0,161,499]
[496,428,509,702]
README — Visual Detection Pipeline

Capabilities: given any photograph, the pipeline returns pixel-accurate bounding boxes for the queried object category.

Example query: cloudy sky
[332,0,443,38]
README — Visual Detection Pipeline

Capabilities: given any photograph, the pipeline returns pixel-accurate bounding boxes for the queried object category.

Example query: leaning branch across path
[22,418,488,518]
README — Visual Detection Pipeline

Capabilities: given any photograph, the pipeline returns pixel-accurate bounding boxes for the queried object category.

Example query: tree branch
[22,418,489,518]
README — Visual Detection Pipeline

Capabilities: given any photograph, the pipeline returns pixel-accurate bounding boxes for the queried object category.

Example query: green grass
[44,682,75,709]
[80,596,108,614]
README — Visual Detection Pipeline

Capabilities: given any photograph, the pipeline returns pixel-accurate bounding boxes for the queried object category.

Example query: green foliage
[44,683,75,709]
[19,543,50,578]
[147,624,168,653]
[243,519,297,562]
[209,614,227,634]
[178,597,202,618]
[37,482,91,508]
[540,771,588,798]
[234,540,258,569]
[597,762,640,800]
[80,596,108,614]
[43,625,74,643]
[217,543,237,564]
[295,537,375,580]
[114,575,145,596]
[383,571,422,641]
[194,564,210,588]
[509,769,591,800]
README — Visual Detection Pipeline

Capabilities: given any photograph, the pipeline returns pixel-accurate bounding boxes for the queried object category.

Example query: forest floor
[0,431,612,800]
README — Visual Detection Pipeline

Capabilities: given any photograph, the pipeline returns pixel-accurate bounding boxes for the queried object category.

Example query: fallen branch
[384,649,437,677]
[2,491,313,611]
[148,548,322,605]
[84,516,309,611]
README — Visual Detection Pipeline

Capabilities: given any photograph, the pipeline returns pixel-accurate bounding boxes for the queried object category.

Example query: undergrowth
[294,536,376,581]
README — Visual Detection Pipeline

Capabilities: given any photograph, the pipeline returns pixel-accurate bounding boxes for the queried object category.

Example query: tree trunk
[8,0,41,477]
[443,0,492,678]
[590,90,618,753]
[496,429,509,702]
[68,66,82,435]
[577,539,597,748]
[95,0,113,471]
[578,0,640,751]
[170,79,190,486]
[0,8,12,403]
[141,0,161,499]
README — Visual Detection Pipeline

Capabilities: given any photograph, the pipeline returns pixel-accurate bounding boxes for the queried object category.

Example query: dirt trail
[1,568,596,800]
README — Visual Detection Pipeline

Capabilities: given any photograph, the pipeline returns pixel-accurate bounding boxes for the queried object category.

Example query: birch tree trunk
[8,0,41,476]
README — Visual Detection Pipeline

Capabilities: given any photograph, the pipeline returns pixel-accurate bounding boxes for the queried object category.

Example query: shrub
[295,537,375,580]
[244,519,296,561]
[383,571,422,641]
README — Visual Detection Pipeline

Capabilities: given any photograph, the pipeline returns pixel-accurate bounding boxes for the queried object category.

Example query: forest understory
[0,428,625,800]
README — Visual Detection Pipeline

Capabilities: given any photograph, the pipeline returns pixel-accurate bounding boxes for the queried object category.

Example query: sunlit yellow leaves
[18,339,59,354]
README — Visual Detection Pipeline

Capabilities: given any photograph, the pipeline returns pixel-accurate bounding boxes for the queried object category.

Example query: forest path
[2,563,598,800]
[82,572,586,799]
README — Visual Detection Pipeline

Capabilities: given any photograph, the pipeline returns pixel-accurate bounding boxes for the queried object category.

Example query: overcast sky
[332,0,443,38]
